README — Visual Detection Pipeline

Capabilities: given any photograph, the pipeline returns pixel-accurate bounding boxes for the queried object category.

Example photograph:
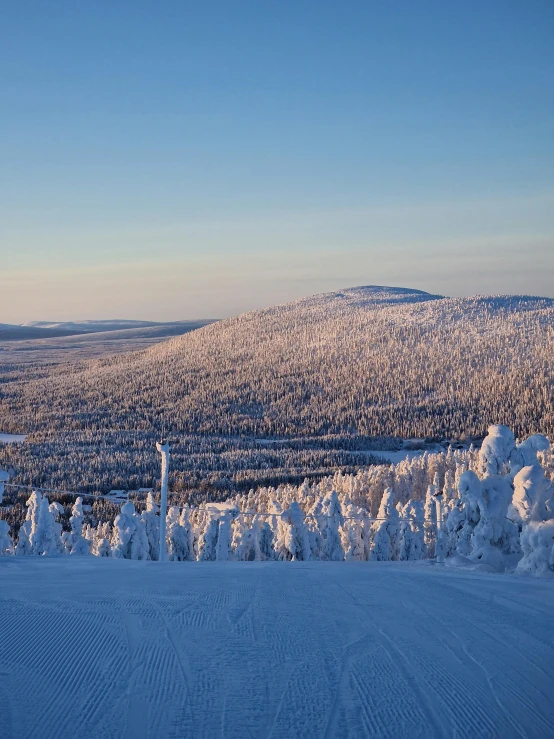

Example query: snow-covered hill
[1,286,553,492]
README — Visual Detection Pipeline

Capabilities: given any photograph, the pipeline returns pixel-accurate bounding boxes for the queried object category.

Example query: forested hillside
[1,286,553,493]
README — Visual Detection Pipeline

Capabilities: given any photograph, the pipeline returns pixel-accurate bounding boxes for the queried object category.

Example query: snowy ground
[0,561,553,739]
[0,432,26,443]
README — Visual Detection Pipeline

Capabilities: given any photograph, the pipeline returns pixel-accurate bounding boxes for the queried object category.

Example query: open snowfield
[0,561,553,739]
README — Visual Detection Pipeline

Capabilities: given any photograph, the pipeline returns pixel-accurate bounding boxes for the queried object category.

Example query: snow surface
[0,433,26,443]
[0,559,552,738]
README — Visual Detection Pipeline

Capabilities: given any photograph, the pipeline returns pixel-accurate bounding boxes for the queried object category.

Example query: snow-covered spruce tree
[341,500,368,561]
[15,520,32,555]
[446,470,482,557]
[257,519,275,560]
[141,493,160,561]
[111,502,149,560]
[69,498,90,556]
[198,517,219,561]
[320,491,345,561]
[166,506,193,561]
[398,500,426,561]
[369,488,399,561]
[424,482,438,558]
[216,512,236,561]
[233,516,260,561]
[511,462,554,575]
[278,501,311,561]
[469,427,521,567]
[306,497,325,560]
[24,493,63,557]
[90,521,111,556]
[0,520,13,555]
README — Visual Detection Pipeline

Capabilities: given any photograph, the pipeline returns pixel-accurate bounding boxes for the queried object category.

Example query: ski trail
[335,579,463,739]
[153,601,196,733]
[323,633,371,739]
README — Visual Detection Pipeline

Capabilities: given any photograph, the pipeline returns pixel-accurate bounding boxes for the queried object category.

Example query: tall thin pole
[435,492,444,564]
[156,440,170,562]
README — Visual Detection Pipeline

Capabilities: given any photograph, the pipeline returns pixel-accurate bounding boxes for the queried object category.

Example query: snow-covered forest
[1,287,553,495]
[2,425,553,575]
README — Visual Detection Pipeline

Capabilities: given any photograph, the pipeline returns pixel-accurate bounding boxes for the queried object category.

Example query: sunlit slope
[5,286,554,439]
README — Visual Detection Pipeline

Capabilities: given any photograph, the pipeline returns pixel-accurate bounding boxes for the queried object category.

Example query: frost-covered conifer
[166,506,192,561]
[15,521,32,556]
[112,502,148,559]
[198,518,219,561]
[424,483,438,558]
[320,491,344,561]
[512,457,554,575]
[278,501,311,561]
[257,520,275,561]
[0,520,13,554]
[341,501,368,561]
[141,493,160,561]
[370,488,399,561]
[398,500,425,561]
[69,498,90,555]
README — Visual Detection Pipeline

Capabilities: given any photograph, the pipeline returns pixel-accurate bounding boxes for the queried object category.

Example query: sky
[2,0,553,322]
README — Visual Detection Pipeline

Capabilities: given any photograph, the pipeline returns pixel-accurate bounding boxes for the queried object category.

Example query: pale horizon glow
[1,1,553,323]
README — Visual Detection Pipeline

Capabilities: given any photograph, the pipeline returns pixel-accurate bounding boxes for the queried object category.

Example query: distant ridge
[0,319,217,342]
[1,285,552,493]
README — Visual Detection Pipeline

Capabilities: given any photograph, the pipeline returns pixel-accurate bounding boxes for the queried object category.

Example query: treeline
[1,426,552,575]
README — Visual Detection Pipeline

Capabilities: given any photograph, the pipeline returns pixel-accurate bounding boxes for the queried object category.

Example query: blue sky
[2,0,553,321]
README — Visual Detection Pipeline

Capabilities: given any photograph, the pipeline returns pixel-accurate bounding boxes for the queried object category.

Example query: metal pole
[435,492,444,564]
[156,440,170,562]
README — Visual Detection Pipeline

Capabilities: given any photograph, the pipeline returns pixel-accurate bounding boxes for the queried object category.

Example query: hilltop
[1,286,552,493]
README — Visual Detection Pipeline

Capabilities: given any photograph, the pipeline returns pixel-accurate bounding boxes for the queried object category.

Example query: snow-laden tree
[320,491,344,561]
[278,501,311,561]
[198,517,219,561]
[398,500,426,561]
[518,521,554,576]
[69,498,90,555]
[21,492,62,557]
[0,520,13,554]
[257,519,275,561]
[512,460,554,575]
[216,513,235,562]
[510,434,551,477]
[111,502,149,560]
[341,501,368,561]
[479,424,518,477]
[306,497,325,560]
[15,520,32,555]
[423,483,438,558]
[166,506,193,561]
[370,488,399,561]
[510,465,554,525]
[233,516,257,561]
[141,493,160,561]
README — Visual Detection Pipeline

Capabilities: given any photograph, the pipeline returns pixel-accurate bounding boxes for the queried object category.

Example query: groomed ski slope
[0,560,552,739]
